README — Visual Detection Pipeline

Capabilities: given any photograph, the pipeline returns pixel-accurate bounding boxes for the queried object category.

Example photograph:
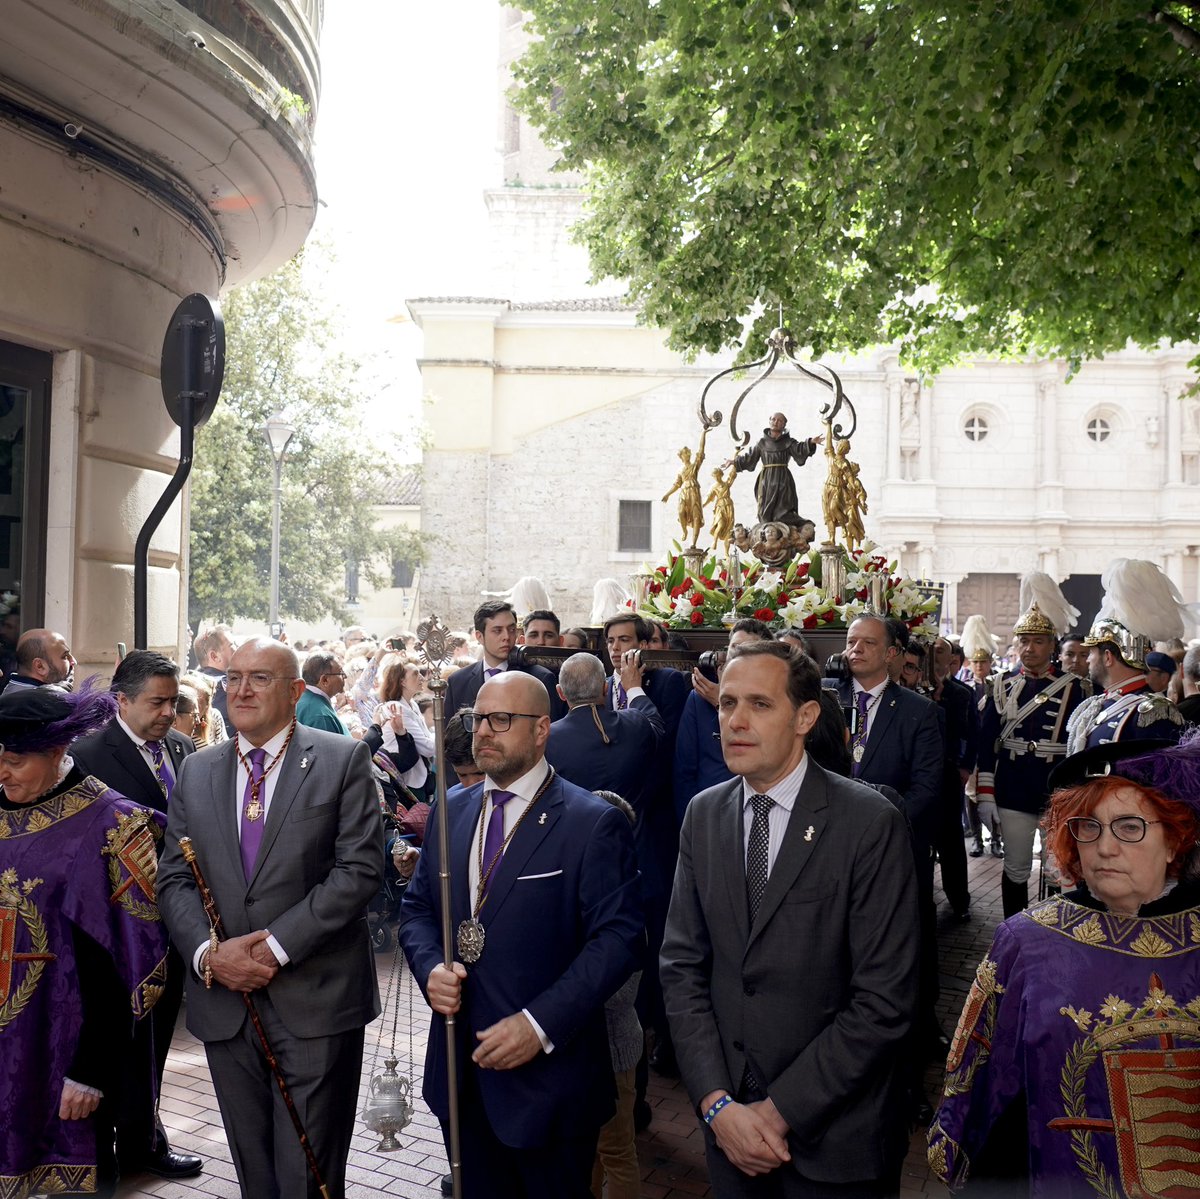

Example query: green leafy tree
[188,247,423,626]
[515,1,1200,372]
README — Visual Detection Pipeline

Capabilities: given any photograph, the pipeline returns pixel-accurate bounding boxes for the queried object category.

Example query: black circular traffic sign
[160,293,225,428]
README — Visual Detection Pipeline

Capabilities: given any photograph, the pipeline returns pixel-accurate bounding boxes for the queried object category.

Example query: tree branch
[1148,8,1200,54]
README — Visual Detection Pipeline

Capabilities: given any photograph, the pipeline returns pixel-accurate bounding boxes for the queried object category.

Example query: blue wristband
[703,1094,734,1125]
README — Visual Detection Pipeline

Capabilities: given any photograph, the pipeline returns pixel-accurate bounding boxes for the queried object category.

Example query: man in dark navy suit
[399,672,641,1199]
[546,651,663,868]
[445,601,566,721]
[71,651,202,1181]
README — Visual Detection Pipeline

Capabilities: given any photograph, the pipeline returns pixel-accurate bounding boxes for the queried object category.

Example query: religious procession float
[632,327,941,638]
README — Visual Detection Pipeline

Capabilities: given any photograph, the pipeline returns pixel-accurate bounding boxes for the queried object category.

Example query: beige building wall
[0,0,322,678]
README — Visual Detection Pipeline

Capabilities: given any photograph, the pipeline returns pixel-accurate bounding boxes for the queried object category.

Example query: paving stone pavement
[118,840,1021,1198]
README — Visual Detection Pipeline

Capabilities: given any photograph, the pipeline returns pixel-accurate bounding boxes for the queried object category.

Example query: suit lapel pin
[300,756,309,769]
[538,812,547,826]
[889,699,896,707]
[805,825,815,842]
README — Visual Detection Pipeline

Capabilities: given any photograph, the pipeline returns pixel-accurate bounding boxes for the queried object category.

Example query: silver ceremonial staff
[416,615,462,1199]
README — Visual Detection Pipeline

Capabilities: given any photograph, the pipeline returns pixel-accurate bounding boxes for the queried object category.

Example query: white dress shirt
[740,753,810,879]
[116,714,176,787]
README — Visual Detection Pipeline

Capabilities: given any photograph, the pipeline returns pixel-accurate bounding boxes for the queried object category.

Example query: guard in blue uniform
[976,601,1087,916]
[1067,616,1184,752]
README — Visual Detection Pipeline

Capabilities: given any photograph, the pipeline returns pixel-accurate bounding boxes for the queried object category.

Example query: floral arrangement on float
[632,542,939,633]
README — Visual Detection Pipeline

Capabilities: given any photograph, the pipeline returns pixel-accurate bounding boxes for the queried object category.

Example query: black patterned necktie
[745,792,774,924]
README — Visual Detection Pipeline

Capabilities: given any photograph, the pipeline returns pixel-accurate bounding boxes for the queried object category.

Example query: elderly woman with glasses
[929,734,1200,1198]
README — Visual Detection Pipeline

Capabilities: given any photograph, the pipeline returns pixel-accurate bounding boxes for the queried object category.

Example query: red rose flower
[656,565,668,576]
[690,610,704,626]
[776,593,789,606]
[753,608,775,622]
[625,599,633,607]
[803,614,818,629]
[691,592,705,606]
[703,578,717,589]
[797,563,810,577]
[649,581,662,595]
[857,588,868,600]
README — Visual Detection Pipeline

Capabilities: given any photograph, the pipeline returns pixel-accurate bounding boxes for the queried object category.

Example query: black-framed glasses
[222,672,297,692]
[462,710,542,733]
[1066,816,1163,844]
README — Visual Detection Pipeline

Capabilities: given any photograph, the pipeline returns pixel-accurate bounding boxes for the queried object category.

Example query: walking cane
[177,836,332,1199]
[416,616,463,1199]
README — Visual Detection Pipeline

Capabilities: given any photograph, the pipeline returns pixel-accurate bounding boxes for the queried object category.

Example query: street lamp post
[262,413,296,629]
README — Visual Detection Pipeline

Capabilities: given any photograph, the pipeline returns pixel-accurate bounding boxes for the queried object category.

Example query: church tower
[486,5,624,301]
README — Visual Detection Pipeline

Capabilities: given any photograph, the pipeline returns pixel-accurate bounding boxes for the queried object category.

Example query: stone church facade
[411,4,1200,642]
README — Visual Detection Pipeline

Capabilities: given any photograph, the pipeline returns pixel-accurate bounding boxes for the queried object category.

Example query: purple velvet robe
[929,892,1200,1197]
[0,775,167,1198]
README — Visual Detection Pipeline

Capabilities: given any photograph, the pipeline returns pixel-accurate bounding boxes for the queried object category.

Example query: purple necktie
[615,681,628,710]
[481,790,515,896]
[145,740,173,802]
[240,748,268,880]
[485,667,501,678]
[851,691,871,778]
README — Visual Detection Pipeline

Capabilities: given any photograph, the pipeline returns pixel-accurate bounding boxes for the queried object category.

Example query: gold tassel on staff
[177,836,332,1199]
[415,615,463,1199]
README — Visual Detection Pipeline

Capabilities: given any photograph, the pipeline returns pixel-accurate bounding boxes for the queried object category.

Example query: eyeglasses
[222,672,297,692]
[323,671,347,680]
[461,710,542,733]
[1066,816,1163,844]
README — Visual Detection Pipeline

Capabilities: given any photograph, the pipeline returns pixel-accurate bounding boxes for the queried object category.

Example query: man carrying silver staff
[399,671,643,1199]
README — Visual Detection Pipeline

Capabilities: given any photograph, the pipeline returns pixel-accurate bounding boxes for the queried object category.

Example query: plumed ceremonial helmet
[1082,618,1151,671]
[1012,601,1058,638]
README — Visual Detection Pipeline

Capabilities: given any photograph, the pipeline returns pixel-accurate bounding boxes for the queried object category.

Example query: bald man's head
[16,628,75,686]
[471,670,551,787]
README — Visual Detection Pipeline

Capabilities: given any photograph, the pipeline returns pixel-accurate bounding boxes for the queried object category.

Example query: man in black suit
[601,612,692,1077]
[71,651,202,1180]
[928,637,977,919]
[662,641,919,1196]
[830,615,944,1102]
[446,601,566,721]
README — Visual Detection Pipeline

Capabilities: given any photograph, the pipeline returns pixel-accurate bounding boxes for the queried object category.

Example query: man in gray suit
[661,641,919,1197]
[158,638,383,1199]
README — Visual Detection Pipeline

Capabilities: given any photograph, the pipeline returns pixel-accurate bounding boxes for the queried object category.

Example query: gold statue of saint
[704,466,736,558]
[662,427,709,547]
[821,430,869,549]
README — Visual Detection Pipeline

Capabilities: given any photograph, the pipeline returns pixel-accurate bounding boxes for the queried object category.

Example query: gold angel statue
[704,466,737,558]
[662,427,709,547]
[821,431,868,549]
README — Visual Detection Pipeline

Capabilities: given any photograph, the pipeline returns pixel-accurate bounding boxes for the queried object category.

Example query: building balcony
[0,0,326,285]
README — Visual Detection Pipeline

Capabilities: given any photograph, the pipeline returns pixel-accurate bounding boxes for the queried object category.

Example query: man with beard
[5,627,76,690]
[400,672,641,1199]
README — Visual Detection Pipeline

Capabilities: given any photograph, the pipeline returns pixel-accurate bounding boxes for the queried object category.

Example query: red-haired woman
[929,736,1200,1198]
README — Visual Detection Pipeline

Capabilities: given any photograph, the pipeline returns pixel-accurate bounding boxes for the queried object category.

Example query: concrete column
[886,374,902,480]
[1038,378,1059,484]
[917,380,933,479]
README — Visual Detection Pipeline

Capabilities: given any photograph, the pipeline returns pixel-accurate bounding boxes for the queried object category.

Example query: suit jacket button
[733,1040,743,1051]
[245,897,255,906]
[743,984,755,997]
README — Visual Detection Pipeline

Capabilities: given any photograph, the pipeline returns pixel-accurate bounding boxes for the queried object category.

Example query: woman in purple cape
[0,683,167,1198]
[929,733,1200,1198]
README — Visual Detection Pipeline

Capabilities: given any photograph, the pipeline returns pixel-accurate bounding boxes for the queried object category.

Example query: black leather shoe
[634,1099,653,1133]
[968,845,984,857]
[441,1172,454,1196]
[140,1150,203,1179]
[912,1097,935,1127]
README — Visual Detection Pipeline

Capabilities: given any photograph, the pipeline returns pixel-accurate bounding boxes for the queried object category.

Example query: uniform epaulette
[1136,693,1185,728]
